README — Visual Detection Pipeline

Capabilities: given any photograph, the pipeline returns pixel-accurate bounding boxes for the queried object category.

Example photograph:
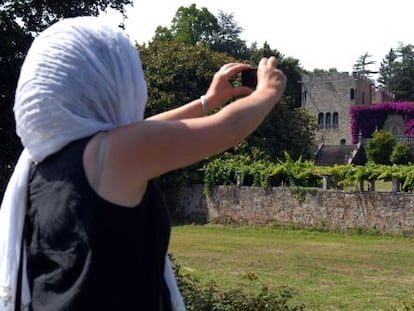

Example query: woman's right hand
[255,56,287,102]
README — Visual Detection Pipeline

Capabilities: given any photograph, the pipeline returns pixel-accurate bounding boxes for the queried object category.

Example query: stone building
[301,72,394,165]
[301,72,394,145]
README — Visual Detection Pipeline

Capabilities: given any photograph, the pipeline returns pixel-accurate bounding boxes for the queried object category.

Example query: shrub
[391,142,413,164]
[364,130,396,164]
[170,256,305,311]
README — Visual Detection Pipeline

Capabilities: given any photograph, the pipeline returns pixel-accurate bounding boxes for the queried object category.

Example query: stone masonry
[162,185,414,234]
[301,72,394,146]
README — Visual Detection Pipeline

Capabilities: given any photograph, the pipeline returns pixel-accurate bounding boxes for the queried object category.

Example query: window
[350,88,355,100]
[318,113,324,129]
[392,126,398,135]
[325,112,331,129]
[333,112,339,129]
[340,139,346,145]
[302,91,307,105]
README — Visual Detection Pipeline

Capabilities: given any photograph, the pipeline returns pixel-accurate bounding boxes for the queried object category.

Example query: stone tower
[301,72,393,146]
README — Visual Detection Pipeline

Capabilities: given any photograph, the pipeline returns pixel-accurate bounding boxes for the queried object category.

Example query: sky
[100,0,413,73]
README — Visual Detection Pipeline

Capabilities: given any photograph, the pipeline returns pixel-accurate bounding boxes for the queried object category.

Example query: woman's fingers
[219,63,251,78]
[268,56,278,67]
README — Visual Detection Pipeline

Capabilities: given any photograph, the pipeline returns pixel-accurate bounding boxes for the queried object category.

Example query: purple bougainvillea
[350,102,414,144]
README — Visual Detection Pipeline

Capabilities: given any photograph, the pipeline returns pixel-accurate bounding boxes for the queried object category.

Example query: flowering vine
[350,102,414,144]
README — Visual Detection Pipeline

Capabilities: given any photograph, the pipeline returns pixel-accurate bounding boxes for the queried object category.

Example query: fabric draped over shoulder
[0,16,185,311]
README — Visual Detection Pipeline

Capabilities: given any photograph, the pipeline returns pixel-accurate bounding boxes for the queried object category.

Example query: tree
[378,48,398,89]
[0,10,31,105]
[153,4,249,60]
[152,26,173,41]
[3,0,132,32]
[378,44,414,101]
[0,10,32,192]
[138,40,234,117]
[210,11,248,60]
[248,42,303,109]
[311,68,339,75]
[149,5,313,162]
[169,3,219,46]
[365,130,396,165]
[244,103,316,161]
[353,52,376,78]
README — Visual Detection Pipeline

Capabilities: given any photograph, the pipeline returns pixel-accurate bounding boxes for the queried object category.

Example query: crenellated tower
[301,72,394,146]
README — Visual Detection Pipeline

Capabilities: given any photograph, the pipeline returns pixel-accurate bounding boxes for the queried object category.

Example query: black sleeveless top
[24,136,172,311]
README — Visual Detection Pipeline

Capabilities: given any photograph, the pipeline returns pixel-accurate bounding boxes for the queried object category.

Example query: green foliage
[153,4,248,60]
[353,52,376,79]
[198,154,414,194]
[391,142,412,165]
[378,43,414,101]
[248,42,304,109]
[310,68,340,75]
[277,151,319,187]
[211,11,249,60]
[245,103,316,162]
[0,11,31,195]
[152,25,173,41]
[202,152,323,195]
[401,165,414,191]
[168,3,220,46]
[138,40,234,117]
[202,155,284,194]
[3,0,132,32]
[364,130,396,164]
[153,5,305,109]
[139,38,315,186]
[377,164,405,181]
[148,4,314,173]
[0,10,32,105]
[171,256,304,311]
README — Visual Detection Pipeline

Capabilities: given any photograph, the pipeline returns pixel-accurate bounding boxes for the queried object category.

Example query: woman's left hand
[204,63,253,110]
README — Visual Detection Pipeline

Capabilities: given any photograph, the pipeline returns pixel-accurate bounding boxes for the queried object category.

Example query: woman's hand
[204,63,253,110]
[255,56,286,102]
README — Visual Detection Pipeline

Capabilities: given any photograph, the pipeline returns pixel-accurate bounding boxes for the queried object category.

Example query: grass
[374,180,393,192]
[342,180,392,192]
[169,224,414,310]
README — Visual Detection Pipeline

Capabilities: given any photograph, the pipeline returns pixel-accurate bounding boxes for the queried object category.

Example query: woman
[0,16,286,311]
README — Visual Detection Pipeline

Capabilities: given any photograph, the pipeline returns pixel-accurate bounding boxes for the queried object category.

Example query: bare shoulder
[83,116,232,207]
[83,131,148,207]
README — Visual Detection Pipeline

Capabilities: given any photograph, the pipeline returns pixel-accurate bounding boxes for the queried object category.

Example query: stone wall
[162,185,414,234]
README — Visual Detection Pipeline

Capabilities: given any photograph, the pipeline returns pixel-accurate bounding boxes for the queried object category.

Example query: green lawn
[169,225,414,310]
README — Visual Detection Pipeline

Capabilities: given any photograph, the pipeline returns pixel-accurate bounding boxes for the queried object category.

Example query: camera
[241,68,257,89]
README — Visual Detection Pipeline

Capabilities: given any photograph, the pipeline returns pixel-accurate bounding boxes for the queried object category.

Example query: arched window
[350,88,355,100]
[333,112,339,129]
[302,91,307,106]
[340,139,346,145]
[325,112,331,129]
[318,113,324,129]
[392,126,398,136]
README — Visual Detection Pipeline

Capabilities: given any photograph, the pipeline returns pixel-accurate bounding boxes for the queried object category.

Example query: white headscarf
[0,16,184,311]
